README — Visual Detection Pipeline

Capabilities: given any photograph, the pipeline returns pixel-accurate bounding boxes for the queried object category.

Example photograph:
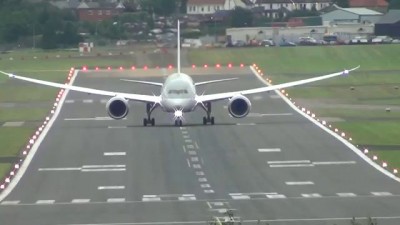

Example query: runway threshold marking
[285,181,314,185]
[258,148,281,152]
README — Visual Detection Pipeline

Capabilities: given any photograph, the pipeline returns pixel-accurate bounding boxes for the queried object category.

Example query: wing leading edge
[196,66,360,103]
[0,71,160,103]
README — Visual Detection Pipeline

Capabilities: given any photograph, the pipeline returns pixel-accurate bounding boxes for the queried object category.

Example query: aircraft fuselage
[160,73,197,112]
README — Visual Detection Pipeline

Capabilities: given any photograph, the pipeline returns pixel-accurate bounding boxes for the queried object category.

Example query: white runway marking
[229,194,251,200]
[248,113,293,117]
[204,189,215,194]
[336,193,357,197]
[71,199,90,203]
[371,192,392,196]
[39,165,127,172]
[100,99,108,104]
[301,193,322,198]
[191,157,199,162]
[142,196,161,202]
[182,145,187,153]
[39,167,81,171]
[108,126,128,129]
[185,139,193,143]
[64,100,74,103]
[178,196,196,201]
[98,186,125,190]
[201,184,211,188]
[188,150,196,155]
[312,161,356,165]
[193,164,201,169]
[266,194,286,199]
[270,95,281,99]
[236,123,256,126]
[285,181,314,185]
[195,170,204,176]
[65,117,126,121]
[0,200,20,205]
[270,164,314,168]
[183,135,190,139]
[268,160,311,164]
[104,152,126,156]
[83,99,93,103]
[107,198,125,203]
[198,177,208,182]
[186,159,191,168]
[258,148,281,153]
[36,200,55,204]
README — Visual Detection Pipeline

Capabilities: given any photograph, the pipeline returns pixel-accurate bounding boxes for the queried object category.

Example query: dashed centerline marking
[337,193,357,197]
[268,160,311,164]
[301,193,322,198]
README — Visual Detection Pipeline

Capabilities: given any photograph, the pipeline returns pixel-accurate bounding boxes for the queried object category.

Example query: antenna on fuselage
[177,19,181,75]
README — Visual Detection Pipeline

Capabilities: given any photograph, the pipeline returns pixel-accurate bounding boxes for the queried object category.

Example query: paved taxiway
[1,67,400,225]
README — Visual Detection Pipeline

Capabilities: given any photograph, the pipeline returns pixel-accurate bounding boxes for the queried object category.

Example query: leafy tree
[41,22,57,49]
[230,7,253,27]
[140,0,179,16]
[335,0,350,8]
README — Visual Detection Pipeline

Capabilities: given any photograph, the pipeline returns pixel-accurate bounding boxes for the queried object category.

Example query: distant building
[76,1,125,22]
[375,10,400,37]
[253,0,332,12]
[187,0,244,15]
[321,7,382,24]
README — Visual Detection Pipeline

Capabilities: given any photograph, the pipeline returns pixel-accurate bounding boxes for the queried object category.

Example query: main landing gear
[202,102,215,125]
[143,103,155,126]
[174,119,183,126]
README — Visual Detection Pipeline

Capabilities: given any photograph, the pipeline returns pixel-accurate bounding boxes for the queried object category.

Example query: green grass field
[0,45,400,179]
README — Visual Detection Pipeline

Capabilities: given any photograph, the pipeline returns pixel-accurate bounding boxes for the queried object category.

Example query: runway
[1,67,400,225]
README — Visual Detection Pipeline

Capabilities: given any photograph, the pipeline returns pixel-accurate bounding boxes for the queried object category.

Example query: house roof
[341,7,382,15]
[376,10,400,23]
[187,0,225,4]
[349,0,388,7]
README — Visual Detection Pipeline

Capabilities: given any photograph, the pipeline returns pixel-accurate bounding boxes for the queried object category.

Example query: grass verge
[0,127,34,157]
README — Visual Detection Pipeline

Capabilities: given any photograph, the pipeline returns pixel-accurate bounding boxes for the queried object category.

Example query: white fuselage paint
[159,73,198,113]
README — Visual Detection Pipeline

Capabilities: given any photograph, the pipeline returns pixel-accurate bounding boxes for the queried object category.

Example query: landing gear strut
[202,102,215,125]
[174,119,183,126]
[143,103,155,126]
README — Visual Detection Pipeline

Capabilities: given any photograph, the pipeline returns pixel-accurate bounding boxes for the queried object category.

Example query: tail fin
[177,20,181,75]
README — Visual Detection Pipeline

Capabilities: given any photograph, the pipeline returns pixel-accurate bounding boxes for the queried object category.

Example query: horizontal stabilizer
[120,79,163,86]
[195,77,239,86]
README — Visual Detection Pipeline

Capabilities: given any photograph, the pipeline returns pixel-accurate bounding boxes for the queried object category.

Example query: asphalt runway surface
[1,67,400,225]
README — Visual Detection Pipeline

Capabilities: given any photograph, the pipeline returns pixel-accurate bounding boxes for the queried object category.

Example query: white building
[252,0,332,12]
[186,0,242,15]
[321,7,383,24]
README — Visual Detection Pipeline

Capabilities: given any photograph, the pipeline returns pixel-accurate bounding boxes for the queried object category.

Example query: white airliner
[0,21,359,126]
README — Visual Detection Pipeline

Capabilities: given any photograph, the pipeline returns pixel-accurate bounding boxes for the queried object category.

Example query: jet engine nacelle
[228,95,251,118]
[106,96,129,120]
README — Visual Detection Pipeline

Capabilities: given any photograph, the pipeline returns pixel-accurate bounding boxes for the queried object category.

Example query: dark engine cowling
[228,95,251,118]
[106,96,129,120]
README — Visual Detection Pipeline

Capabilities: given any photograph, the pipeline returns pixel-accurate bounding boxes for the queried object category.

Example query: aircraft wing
[120,79,163,86]
[196,66,360,103]
[195,77,239,86]
[0,71,160,103]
